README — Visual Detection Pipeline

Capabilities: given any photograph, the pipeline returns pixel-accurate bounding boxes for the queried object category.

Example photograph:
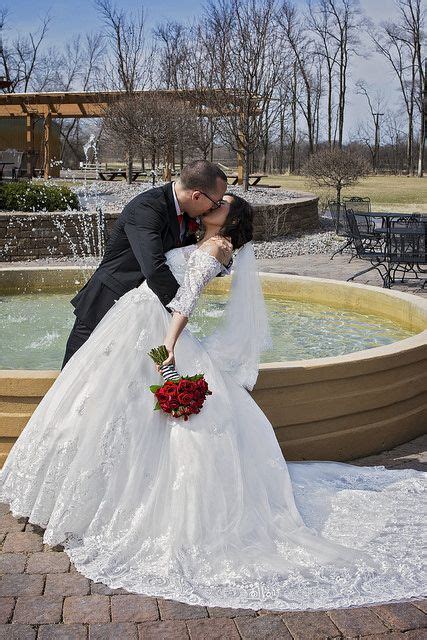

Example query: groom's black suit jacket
[70,182,199,330]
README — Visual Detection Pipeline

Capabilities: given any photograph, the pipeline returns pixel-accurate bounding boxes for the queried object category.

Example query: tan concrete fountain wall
[0,270,426,467]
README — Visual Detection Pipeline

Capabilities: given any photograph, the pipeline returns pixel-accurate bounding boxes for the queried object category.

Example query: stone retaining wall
[0,195,319,261]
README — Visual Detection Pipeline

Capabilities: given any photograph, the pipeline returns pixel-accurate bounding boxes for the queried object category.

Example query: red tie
[177,213,184,246]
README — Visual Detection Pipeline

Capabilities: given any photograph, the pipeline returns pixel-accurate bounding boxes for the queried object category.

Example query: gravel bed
[253,217,347,259]
[42,179,305,211]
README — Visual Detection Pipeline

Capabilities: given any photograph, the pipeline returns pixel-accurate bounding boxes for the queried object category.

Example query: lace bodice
[165,245,228,318]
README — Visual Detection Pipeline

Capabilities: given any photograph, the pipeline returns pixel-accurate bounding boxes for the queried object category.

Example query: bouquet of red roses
[148,345,212,421]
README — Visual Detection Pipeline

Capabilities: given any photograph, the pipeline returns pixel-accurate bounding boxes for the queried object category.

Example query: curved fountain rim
[0,267,425,374]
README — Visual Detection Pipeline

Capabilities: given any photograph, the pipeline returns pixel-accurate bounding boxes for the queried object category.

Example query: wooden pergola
[0,89,248,181]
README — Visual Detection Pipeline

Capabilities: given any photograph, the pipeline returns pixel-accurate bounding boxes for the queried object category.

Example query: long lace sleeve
[167,248,224,318]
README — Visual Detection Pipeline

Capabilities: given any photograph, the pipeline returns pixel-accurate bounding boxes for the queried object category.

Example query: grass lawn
[263,174,427,214]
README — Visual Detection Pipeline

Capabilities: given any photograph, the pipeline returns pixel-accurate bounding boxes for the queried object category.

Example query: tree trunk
[243,150,250,192]
[279,108,285,174]
[407,113,414,176]
[126,151,133,185]
[335,183,342,233]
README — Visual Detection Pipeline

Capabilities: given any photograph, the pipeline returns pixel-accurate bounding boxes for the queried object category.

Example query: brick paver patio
[256,253,427,299]
[1,434,425,639]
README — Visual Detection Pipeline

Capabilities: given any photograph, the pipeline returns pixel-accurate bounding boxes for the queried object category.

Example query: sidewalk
[256,253,427,299]
[1,435,426,639]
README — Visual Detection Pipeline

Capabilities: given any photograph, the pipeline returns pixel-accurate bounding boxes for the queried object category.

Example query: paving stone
[25,552,70,574]
[110,595,158,622]
[0,598,15,624]
[62,595,110,624]
[158,599,208,620]
[327,606,390,636]
[280,610,342,639]
[38,625,88,639]
[0,623,37,639]
[138,619,190,639]
[89,582,128,596]
[235,614,293,639]
[0,514,26,534]
[88,622,137,639]
[369,603,427,632]
[44,573,91,597]
[2,532,43,553]
[0,574,44,597]
[13,595,63,624]
[412,601,427,615]
[186,616,241,639]
[207,606,257,618]
[360,631,427,639]
[26,523,46,536]
[0,553,26,574]
[0,503,11,516]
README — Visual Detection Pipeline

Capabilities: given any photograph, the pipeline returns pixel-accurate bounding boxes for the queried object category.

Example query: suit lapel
[163,182,180,245]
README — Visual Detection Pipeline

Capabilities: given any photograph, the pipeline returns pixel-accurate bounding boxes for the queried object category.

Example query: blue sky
[2,0,409,140]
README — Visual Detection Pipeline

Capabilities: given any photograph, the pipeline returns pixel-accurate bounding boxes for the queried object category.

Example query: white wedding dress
[0,243,425,612]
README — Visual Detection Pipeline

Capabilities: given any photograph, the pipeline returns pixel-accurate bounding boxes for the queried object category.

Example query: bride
[0,193,425,612]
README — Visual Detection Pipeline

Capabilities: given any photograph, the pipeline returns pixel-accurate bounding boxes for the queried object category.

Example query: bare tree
[278,1,316,154]
[382,110,407,173]
[321,0,363,149]
[302,147,369,228]
[369,0,424,176]
[307,0,340,147]
[94,0,156,180]
[153,20,191,90]
[355,81,386,172]
[0,9,51,92]
[394,0,425,177]
[94,0,154,92]
[199,0,282,190]
[103,92,199,182]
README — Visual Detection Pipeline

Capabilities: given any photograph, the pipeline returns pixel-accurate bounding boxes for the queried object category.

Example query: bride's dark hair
[216,193,254,250]
[195,193,254,250]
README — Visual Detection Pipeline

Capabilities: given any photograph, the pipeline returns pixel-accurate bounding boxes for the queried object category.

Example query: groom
[61,160,232,369]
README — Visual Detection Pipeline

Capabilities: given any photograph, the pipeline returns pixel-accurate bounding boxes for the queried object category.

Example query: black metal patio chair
[327,201,354,260]
[345,209,391,287]
[388,219,426,288]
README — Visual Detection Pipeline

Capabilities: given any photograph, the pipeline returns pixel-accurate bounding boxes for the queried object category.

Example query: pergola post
[237,145,244,185]
[43,112,52,180]
[25,114,34,178]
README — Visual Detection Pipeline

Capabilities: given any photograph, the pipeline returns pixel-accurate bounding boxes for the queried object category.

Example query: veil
[202,241,273,391]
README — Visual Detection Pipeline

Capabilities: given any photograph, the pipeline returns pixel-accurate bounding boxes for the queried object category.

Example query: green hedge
[0,182,79,211]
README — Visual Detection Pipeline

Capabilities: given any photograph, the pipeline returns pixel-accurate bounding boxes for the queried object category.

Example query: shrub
[0,182,79,211]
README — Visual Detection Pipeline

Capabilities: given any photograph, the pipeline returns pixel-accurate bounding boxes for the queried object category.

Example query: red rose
[178,392,193,405]
[177,379,193,393]
[196,379,209,394]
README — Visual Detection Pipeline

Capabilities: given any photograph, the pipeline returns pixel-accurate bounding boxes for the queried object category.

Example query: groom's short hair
[180,160,227,192]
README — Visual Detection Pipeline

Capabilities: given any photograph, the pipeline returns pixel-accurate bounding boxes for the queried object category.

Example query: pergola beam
[0,90,257,182]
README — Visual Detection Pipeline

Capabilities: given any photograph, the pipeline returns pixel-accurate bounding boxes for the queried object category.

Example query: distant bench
[226,173,280,188]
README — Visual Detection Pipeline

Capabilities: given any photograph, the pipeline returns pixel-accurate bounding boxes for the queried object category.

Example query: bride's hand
[155,342,175,372]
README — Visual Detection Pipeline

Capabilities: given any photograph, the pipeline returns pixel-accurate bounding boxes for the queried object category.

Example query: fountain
[0,268,426,466]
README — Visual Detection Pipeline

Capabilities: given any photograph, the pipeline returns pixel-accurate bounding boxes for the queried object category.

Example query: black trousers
[61,316,93,370]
